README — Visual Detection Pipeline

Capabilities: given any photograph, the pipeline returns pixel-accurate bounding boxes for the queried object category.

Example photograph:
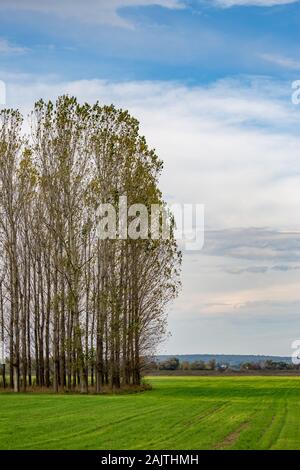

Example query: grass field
[0,376,300,450]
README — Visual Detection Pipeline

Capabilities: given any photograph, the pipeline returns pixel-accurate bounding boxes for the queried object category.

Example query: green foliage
[190,360,206,370]
[158,357,180,371]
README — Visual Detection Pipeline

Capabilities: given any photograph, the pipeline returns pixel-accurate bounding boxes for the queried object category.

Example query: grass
[0,375,300,449]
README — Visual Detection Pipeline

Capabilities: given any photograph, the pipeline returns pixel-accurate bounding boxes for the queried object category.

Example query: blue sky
[1,0,300,356]
[0,1,300,82]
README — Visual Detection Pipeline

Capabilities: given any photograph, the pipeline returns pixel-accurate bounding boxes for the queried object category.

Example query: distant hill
[156,354,292,366]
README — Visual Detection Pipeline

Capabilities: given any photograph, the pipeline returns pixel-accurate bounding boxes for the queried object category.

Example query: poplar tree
[0,97,181,392]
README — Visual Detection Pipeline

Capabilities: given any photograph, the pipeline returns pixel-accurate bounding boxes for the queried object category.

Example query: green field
[0,376,300,450]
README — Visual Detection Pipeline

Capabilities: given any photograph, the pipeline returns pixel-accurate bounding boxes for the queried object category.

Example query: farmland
[0,376,300,450]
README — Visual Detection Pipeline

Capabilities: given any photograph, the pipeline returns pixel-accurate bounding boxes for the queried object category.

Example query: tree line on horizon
[147,357,299,372]
[0,96,181,392]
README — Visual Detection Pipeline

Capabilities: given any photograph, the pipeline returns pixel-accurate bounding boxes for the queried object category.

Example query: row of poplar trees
[0,96,181,392]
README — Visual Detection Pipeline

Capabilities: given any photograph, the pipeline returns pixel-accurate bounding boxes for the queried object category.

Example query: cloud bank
[4,75,300,231]
[0,0,184,27]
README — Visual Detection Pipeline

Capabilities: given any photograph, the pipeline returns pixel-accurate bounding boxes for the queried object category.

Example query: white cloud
[0,0,184,27]
[4,75,300,232]
[0,38,28,54]
[260,53,300,70]
[213,0,299,6]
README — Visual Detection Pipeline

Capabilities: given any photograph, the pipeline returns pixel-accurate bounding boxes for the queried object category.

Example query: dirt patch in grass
[214,422,249,449]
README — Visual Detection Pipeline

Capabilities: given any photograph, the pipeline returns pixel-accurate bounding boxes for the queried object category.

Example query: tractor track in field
[151,401,231,449]
[214,421,249,449]
[269,398,288,449]
[184,401,230,428]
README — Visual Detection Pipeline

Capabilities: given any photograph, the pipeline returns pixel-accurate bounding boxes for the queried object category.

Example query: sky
[1,0,300,356]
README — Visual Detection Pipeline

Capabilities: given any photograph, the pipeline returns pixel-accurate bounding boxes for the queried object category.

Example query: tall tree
[0,97,181,392]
